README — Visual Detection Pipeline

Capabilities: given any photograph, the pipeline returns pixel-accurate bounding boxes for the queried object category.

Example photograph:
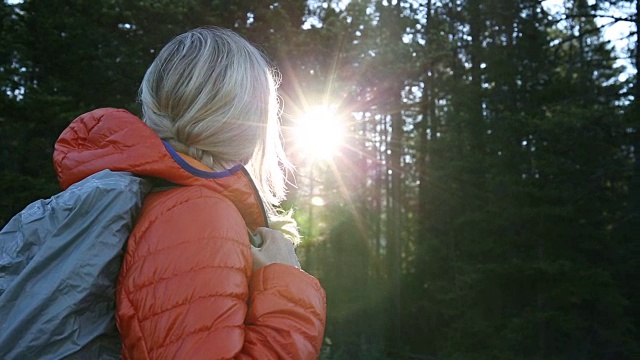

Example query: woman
[54,27,326,359]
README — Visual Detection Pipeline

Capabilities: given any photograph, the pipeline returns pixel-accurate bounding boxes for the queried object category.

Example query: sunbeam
[292,105,344,162]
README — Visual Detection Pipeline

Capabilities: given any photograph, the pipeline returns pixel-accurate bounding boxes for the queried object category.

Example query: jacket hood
[54,108,268,231]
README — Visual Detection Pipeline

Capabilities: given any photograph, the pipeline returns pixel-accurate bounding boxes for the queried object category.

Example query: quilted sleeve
[116,187,326,360]
[239,264,326,360]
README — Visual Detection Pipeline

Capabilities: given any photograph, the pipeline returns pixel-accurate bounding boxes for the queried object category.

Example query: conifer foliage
[0,0,637,358]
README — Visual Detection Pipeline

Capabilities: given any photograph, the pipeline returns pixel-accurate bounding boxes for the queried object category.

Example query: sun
[293,105,344,161]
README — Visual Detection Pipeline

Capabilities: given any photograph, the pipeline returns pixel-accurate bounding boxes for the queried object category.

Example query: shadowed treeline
[1,1,638,359]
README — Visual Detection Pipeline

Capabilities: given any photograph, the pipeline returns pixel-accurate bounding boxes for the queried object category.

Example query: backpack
[0,170,152,359]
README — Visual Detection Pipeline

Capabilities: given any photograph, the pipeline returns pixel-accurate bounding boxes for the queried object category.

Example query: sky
[542,0,637,80]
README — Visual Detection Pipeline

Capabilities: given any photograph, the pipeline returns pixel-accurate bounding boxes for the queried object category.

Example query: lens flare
[294,105,343,161]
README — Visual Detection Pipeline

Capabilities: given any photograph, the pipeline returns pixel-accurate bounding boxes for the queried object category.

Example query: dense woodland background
[1,0,638,359]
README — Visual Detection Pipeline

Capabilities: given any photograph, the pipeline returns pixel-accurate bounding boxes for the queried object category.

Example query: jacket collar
[54,108,268,232]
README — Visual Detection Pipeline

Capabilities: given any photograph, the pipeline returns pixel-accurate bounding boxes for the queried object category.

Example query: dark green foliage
[0,0,638,358]
[308,206,386,360]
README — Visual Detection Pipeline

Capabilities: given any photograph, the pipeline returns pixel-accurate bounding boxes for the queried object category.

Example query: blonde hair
[140,27,299,243]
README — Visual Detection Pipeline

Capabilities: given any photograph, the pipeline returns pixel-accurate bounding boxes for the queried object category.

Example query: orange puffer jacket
[54,108,327,359]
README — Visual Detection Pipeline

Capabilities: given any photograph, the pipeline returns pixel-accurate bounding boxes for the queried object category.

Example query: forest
[0,0,638,359]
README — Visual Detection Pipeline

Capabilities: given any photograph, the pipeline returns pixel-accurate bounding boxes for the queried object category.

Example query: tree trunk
[468,0,485,143]
[387,109,404,343]
[636,0,639,109]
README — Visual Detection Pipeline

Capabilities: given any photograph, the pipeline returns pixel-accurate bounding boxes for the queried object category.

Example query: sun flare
[293,105,344,161]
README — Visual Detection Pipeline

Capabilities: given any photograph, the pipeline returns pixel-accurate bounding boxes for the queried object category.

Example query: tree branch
[561,13,636,23]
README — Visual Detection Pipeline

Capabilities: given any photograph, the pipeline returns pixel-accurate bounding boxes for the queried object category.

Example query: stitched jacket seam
[140,234,246,260]
[131,264,246,294]
[252,289,325,325]
[148,324,242,356]
[123,285,152,360]
[139,293,245,323]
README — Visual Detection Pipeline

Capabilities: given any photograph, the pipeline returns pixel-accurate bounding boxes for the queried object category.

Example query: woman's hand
[251,227,301,271]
